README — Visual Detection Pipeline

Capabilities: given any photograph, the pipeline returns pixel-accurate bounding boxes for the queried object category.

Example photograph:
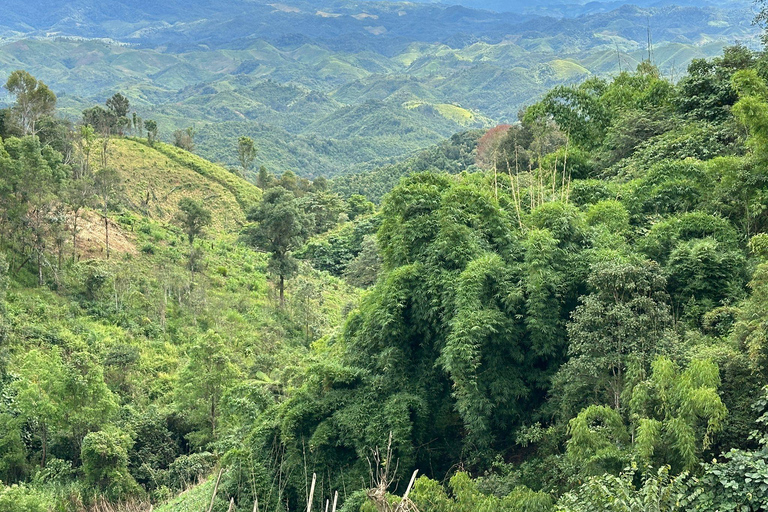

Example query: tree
[756,0,768,43]
[665,238,745,324]
[12,349,66,468]
[629,357,727,472]
[343,234,382,288]
[299,191,346,234]
[144,119,158,145]
[175,331,239,447]
[0,136,66,284]
[82,106,113,139]
[105,93,129,119]
[176,197,212,246]
[94,168,121,259]
[237,136,256,175]
[4,70,56,136]
[553,259,674,416]
[173,127,196,152]
[65,176,94,262]
[256,166,274,189]
[475,124,512,168]
[347,194,375,221]
[75,124,97,179]
[105,93,130,135]
[81,428,139,500]
[131,112,139,135]
[243,187,309,306]
[566,405,630,476]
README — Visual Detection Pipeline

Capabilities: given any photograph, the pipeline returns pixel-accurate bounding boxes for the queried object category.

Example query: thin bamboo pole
[307,473,317,512]
[208,468,224,512]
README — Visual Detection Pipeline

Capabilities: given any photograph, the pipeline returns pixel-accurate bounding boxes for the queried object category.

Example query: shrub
[0,483,52,512]
[81,428,141,501]
[166,452,216,490]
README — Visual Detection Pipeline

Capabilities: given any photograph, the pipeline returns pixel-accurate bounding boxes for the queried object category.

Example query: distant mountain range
[0,0,760,176]
[396,0,751,16]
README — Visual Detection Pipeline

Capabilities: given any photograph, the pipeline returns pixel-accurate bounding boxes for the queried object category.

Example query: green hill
[0,2,756,177]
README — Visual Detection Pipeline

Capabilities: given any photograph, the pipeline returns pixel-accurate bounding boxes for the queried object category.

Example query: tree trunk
[210,397,216,439]
[37,251,43,286]
[72,214,78,262]
[279,274,285,307]
[104,211,110,259]
[41,423,47,468]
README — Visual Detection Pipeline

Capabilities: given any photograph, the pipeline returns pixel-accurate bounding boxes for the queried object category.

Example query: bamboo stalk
[402,470,419,500]
[561,136,569,202]
[208,468,224,512]
[493,151,498,202]
[552,153,558,197]
[253,496,259,512]
[332,491,339,512]
[307,473,317,512]
[227,498,235,512]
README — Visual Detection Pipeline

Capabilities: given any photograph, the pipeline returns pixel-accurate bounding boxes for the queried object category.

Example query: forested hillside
[0,74,374,510]
[7,35,768,511]
[6,0,768,511]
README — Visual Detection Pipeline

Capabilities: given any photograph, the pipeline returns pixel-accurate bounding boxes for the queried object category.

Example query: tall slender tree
[237,136,256,175]
[4,70,56,136]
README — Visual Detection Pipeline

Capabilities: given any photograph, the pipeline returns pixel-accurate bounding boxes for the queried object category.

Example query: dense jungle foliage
[225,44,768,512]
[5,8,768,512]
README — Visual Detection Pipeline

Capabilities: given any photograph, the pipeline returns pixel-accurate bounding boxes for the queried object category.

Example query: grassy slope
[111,139,254,231]
[154,477,215,512]
[121,139,262,215]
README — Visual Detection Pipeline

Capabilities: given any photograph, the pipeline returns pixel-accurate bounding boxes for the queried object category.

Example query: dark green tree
[255,166,274,189]
[176,197,212,246]
[143,120,158,145]
[105,93,130,135]
[553,259,674,416]
[243,187,309,306]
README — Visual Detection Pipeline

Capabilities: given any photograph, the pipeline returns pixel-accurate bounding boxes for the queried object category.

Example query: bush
[0,484,52,512]
[166,452,216,490]
[32,457,73,485]
[81,428,141,501]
